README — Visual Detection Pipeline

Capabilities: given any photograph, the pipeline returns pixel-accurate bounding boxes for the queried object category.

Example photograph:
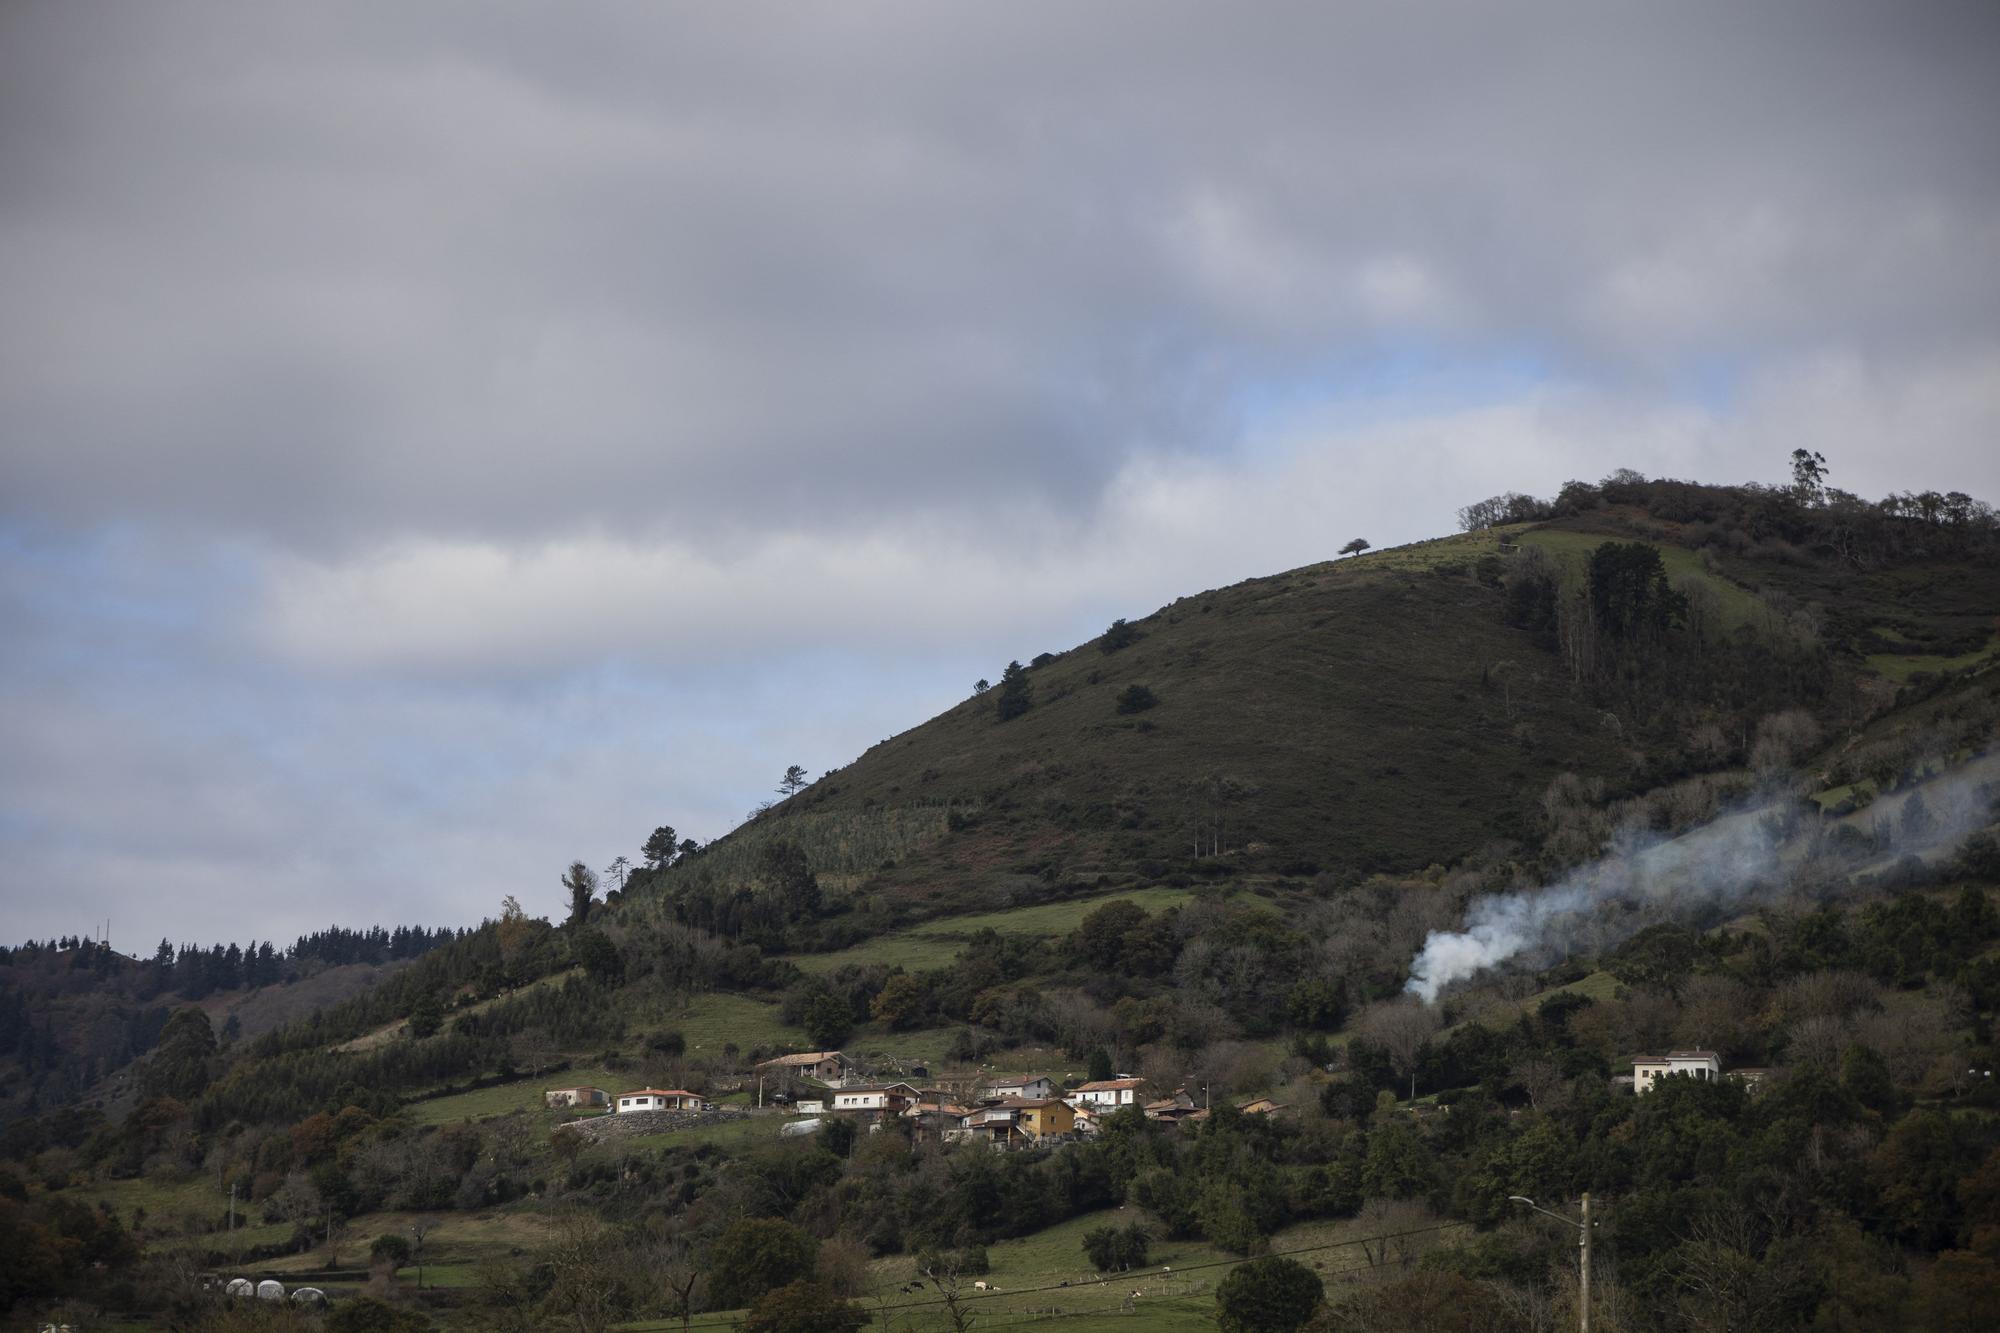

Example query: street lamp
[1508,1194,1593,1333]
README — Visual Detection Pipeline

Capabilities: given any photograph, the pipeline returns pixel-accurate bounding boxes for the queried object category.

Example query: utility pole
[1579,1192,1591,1333]
[228,1181,236,1234]
[1509,1193,1593,1333]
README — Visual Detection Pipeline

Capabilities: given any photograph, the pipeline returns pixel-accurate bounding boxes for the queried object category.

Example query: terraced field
[1864,635,1999,682]
[786,886,1199,975]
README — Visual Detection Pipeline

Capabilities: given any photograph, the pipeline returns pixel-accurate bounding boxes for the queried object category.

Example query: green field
[1864,636,1999,682]
[1811,780,1877,812]
[1448,968,1621,1037]
[404,1064,633,1126]
[787,886,1200,975]
[670,517,1643,914]
[622,1205,1467,1331]
[398,992,804,1128]
[62,1170,290,1259]
[619,1114,774,1152]
[660,989,801,1055]
[1517,527,1764,631]
[256,1207,554,1280]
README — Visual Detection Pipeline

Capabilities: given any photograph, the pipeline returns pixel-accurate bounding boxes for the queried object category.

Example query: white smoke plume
[1404,757,1999,1003]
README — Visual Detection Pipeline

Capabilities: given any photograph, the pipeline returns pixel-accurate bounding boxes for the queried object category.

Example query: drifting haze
[1405,759,2000,1003]
[3,2,1999,943]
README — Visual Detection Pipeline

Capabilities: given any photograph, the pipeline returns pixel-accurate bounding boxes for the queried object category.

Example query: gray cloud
[4,1,1998,547]
[3,2,1999,945]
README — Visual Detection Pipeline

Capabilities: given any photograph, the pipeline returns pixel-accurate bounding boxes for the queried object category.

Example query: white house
[980,1075,1053,1101]
[616,1088,703,1113]
[543,1086,610,1110]
[1068,1077,1144,1110]
[829,1082,920,1114]
[1632,1051,1721,1094]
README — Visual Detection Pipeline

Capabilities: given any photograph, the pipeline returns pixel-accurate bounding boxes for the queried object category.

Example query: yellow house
[1012,1097,1075,1138]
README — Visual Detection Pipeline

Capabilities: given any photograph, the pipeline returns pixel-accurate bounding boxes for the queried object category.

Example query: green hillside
[622,488,1999,942]
[7,474,2000,1331]
[746,527,1618,886]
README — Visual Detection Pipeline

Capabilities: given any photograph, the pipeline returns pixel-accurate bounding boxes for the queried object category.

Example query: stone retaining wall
[554,1107,747,1142]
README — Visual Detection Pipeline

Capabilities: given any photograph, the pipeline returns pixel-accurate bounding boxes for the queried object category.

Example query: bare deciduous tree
[1510,1058,1566,1113]
[643,1217,706,1333]
[1356,999,1441,1100]
[544,1211,623,1333]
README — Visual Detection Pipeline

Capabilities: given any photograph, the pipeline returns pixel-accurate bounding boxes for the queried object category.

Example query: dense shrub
[1216,1255,1324,1333]
[709,1217,819,1309]
[1082,1222,1151,1271]
[1115,684,1159,714]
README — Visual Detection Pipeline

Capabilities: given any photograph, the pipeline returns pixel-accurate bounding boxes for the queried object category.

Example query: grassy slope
[614,511,2000,971]
[693,527,1622,914]
[1865,640,2000,682]
[785,886,1199,975]
[1515,526,1763,630]
[1519,511,2000,675]
[403,1066,629,1127]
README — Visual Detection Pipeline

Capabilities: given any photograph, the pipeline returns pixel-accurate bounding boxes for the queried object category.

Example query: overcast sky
[3,2,1998,951]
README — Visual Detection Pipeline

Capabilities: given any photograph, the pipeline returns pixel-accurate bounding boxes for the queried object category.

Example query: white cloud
[253,344,1998,682]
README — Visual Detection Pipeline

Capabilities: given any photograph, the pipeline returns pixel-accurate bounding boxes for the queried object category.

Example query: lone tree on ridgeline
[778,765,810,797]
[994,660,1033,721]
[562,861,598,928]
[1791,447,1829,505]
[1339,537,1370,556]
[642,825,678,869]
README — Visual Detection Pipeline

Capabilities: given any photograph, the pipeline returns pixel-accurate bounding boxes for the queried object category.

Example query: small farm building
[756,1050,851,1083]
